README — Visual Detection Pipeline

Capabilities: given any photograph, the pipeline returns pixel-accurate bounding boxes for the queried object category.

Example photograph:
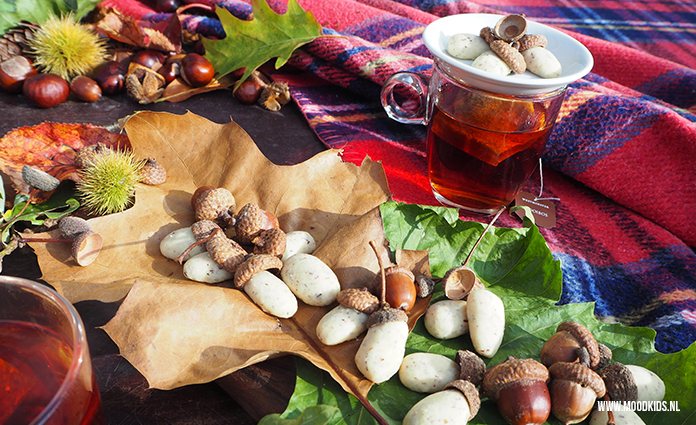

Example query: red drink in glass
[0,276,104,425]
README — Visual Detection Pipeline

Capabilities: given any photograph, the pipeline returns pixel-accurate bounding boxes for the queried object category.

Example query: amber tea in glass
[425,75,565,213]
[381,61,565,214]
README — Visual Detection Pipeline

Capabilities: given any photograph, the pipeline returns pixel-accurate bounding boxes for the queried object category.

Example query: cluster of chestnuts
[0,15,285,109]
[475,321,664,425]
[0,47,241,108]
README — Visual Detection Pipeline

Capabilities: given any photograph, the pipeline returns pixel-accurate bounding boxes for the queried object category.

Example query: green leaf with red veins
[202,0,323,88]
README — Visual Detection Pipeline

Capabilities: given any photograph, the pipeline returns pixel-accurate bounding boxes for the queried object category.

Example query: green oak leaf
[202,0,323,88]
[263,201,695,425]
[1,186,79,243]
[0,0,100,36]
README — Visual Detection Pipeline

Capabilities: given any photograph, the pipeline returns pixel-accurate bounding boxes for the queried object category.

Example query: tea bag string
[536,158,560,202]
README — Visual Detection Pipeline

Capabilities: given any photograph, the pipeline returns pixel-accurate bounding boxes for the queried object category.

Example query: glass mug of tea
[0,275,105,425]
[381,13,593,214]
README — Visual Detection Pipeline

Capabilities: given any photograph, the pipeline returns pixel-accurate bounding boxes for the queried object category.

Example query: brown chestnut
[131,49,166,71]
[156,0,182,13]
[23,73,69,108]
[483,357,552,425]
[180,53,214,88]
[70,76,102,102]
[540,321,601,369]
[373,266,417,311]
[548,362,605,424]
[0,56,38,93]
[92,60,126,95]
[158,60,181,85]
[233,79,261,104]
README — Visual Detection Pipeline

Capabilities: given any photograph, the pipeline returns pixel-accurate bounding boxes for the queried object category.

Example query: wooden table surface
[0,84,327,424]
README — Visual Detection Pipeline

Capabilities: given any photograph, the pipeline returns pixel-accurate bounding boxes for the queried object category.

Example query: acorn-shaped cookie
[354,305,409,383]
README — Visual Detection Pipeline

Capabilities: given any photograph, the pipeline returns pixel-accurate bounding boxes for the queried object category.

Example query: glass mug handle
[380,72,429,125]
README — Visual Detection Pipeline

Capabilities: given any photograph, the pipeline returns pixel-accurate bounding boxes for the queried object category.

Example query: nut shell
[415,274,435,298]
[556,321,601,369]
[480,26,496,44]
[206,231,247,275]
[366,305,408,328]
[490,40,526,74]
[518,33,548,52]
[190,219,220,245]
[71,230,103,266]
[548,362,606,398]
[442,265,483,300]
[74,143,109,169]
[21,165,60,191]
[234,202,279,244]
[455,350,486,387]
[336,287,379,314]
[599,362,638,402]
[233,254,283,289]
[443,379,481,420]
[253,227,286,257]
[59,216,92,238]
[483,357,550,402]
[194,187,235,226]
[140,158,166,185]
[493,14,528,42]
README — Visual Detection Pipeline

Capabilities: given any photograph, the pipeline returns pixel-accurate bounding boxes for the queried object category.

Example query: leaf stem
[0,190,35,232]
[462,206,506,267]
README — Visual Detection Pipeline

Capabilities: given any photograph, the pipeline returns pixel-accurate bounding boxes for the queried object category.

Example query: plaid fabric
[100,0,696,353]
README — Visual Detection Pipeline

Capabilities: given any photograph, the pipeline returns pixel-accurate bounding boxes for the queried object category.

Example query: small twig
[175,227,221,264]
[463,206,506,267]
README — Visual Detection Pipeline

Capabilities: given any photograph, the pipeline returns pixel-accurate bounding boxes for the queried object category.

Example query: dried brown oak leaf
[0,122,130,203]
[25,112,428,403]
[158,73,237,103]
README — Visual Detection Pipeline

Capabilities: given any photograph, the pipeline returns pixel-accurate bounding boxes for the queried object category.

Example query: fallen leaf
[95,7,182,53]
[0,122,130,203]
[0,0,100,36]
[157,74,237,103]
[203,0,323,88]
[25,112,425,405]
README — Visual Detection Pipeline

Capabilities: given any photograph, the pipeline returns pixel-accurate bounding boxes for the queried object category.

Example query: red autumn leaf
[0,122,130,203]
[95,8,182,53]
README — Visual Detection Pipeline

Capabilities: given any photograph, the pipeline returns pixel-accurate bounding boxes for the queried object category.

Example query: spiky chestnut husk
[76,149,144,215]
[26,14,108,81]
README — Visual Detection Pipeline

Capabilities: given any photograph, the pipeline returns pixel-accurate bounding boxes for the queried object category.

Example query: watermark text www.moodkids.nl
[597,400,680,412]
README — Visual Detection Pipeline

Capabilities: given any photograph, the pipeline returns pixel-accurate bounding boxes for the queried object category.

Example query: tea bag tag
[514,191,556,228]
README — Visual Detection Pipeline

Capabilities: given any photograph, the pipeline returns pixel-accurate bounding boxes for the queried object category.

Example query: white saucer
[422,13,594,95]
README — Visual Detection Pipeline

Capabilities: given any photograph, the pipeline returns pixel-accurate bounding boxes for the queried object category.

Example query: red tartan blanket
[101,0,696,354]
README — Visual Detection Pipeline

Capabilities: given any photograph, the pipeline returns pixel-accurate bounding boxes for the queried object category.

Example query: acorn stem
[603,395,616,425]
[463,206,506,267]
[368,240,387,306]
[175,227,221,264]
[20,237,73,243]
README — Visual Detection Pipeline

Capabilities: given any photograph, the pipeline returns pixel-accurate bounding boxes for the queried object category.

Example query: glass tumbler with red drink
[381,13,593,214]
[0,275,104,425]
